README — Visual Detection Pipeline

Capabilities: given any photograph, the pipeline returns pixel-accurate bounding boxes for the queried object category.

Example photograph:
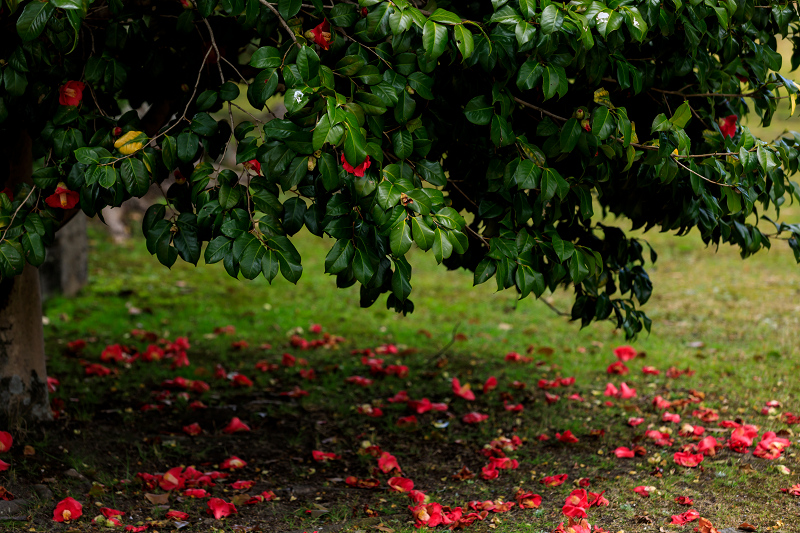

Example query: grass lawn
[0,202,792,532]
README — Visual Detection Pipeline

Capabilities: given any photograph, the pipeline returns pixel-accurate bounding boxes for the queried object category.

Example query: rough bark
[0,131,50,427]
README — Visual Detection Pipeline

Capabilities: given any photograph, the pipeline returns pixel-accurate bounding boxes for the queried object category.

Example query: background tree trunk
[0,131,50,427]
[39,213,89,300]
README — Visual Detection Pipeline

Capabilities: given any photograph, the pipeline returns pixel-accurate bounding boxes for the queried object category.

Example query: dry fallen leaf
[737,523,758,532]
[144,492,170,505]
[776,465,791,475]
[374,526,395,533]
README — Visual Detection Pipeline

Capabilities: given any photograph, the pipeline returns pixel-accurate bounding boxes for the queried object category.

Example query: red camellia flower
[642,365,661,375]
[231,480,255,490]
[396,415,418,427]
[388,476,414,492]
[663,412,681,423]
[675,496,694,505]
[311,19,333,50]
[53,497,82,522]
[613,345,637,361]
[222,417,251,434]
[481,465,499,480]
[101,507,123,519]
[184,488,209,498]
[166,510,189,520]
[483,376,497,394]
[243,159,261,175]
[45,183,80,209]
[207,498,237,519]
[719,114,737,138]
[0,460,9,472]
[633,486,653,498]
[628,417,644,427]
[340,153,371,177]
[58,81,85,106]
[220,456,247,469]
[160,467,186,491]
[0,432,12,453]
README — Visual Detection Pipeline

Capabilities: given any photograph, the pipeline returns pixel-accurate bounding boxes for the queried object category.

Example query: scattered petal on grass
[670,509,700,525]
[312,450,340,462]
[515,489,542,508]
[387,477,414,492]
[674,452,704,467]
[231,480,255,490]
[378,452,401,473]
[557,430,579,444]
[183,423,202,436]
[207,497,237,519]
[627,417,644,427]
[166,510,189,520]
[462,412,489,424]
[452,378,475,401]
[346,476,380,489]
[633,486,654,498]
[483,376,497,394]
[614,447,635,458]
[220,456,247,469]
[613,345,637,361]
[675,496,694,505]
[0,432,11,453]
[540,474,568,487]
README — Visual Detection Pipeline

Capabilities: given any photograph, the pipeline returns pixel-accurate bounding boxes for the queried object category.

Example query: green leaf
[162,136,177,170]
[429,8,462,25]
[432,228,453,263]
[0,242,24,277]
[390,221,413,256]
[392,129,413,159]
[343,122,367,168]
[16,1,55,41]
[191,113,218,137]
[262,249,280,283]
[3,68,27,97]
[516,59,543,91]
[205,236,232,264]
[177,132,200,162]
[278,0,301,19]
[560,118,582,153]
[416,160,446,186]
[551,233,575,261]
[352,241,375,285]
[473,257,496,285]
[219,81,240,101]
[21,232,45,267]
[325,239,355,274]
[250,46,282,68]
[540,5,563,35]
[542,66,560,101]
[297,45,320,81]
[669,101,692,129]
[98,166,118,189]
[318,152,341,191]
[237,234,265,280]
[282,196,307,235]
[650,113,671,133]
[120,158,150,197]
[591,106,615,140]
[411,216,435,250]
[453,24,474,59]
[422,20,448,61]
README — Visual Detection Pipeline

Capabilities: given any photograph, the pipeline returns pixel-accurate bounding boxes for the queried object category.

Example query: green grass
[30,209,800,532]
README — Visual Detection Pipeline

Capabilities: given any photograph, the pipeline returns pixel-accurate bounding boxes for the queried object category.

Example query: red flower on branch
[45,183,80,209]
[58,81,85,106]
[311,20,333,50]
[719,115,737,138]
[341,153,371,177]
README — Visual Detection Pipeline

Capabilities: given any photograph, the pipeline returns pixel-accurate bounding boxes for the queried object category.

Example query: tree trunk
[0,131,50,427]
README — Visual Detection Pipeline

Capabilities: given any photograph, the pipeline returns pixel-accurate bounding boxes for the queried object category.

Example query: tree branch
[513,96,568,123]
[260,0,302,50]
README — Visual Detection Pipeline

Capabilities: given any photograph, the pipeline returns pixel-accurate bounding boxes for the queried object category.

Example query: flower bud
[580,119,591,132]
[307,156,317,171]
[574,108,585,120]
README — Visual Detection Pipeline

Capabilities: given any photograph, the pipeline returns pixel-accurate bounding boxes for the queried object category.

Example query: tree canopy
[2,0,800,338]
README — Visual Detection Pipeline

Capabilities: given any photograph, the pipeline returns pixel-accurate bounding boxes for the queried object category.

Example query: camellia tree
[2,0,800,423]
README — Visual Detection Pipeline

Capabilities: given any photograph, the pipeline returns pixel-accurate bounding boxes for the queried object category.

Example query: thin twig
[220,56,249,86]
[430,322,461,360]
[513,96,568,123]
[0,186,37,243]
[671,155,738,188]
[464,225,490,248]
[650,82,788,99]
[334,27,393,69]
[260,0,302,49]
[203,18,226,84]
[542,298,570,317]
[230,101,268,124]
